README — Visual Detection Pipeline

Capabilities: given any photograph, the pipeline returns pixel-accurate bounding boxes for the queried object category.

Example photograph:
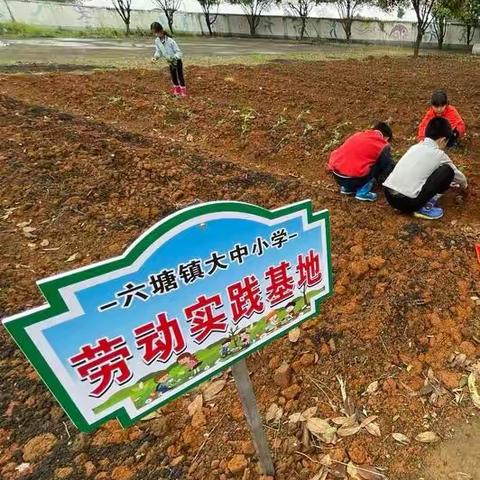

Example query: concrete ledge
[473,44,480,54]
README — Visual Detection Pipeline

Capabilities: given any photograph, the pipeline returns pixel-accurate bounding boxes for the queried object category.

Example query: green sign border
[3,200,332,432]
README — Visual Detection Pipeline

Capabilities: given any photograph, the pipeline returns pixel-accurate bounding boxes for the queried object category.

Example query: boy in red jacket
[417,90,465,147]
[328,122,394,202]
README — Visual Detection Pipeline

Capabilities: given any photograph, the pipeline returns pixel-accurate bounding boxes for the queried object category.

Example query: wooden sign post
[232,359,275,475]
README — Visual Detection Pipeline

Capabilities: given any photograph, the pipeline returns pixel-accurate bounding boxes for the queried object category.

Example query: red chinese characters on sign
[227,275,264,323]
[72,249,324,397]
[265,260,295,306]
[184,294,228,344]
[297,249,322,287]
[134,312,186,364]
[69,336,133,397]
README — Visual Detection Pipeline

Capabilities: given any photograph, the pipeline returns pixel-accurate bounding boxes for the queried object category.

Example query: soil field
[1,55,480,480]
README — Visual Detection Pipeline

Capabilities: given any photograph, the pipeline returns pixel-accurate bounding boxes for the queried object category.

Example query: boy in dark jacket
[328,122,394,202]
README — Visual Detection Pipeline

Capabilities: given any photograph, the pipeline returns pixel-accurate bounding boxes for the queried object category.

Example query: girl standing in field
[150,22,187,97]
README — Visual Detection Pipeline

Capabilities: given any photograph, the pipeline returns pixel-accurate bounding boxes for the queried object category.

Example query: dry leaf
[467,372,480,409]
[448,473,473,480]
[358,465,385,480]
[337,425,361,437]
[203,379,226,401]
[319,454,332,467]
[392,432,410,444]
[266,403,283,422]
[40,239,50,247]
[288,328,301,343]
[306,417,337,444]
[17,220,31,227]
[415,431,440,443]
[310,466,328,480]
[187,394,203,417]
[22,226,37,238]
[365,422,381,437]
[329,463,347,479]
[331,416,352,426]
[347,462,361,479]
[289,412,304,423]
[302,422,310,447]
[416,384,434,397]
[2,207,16,220]
[65,253,78,263]
[359,415,378,429]
[364,381,379,395]
[302,406,318,419]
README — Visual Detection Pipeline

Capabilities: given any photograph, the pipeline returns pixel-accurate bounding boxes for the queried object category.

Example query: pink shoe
[180,86,187,97]
[172,86,181,96]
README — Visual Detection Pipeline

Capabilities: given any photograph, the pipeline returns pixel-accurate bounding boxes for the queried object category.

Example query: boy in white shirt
[151,22,186,97]
[383,117,467,220]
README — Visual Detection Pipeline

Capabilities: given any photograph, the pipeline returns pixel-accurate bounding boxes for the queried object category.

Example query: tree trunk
[205,12,213,36]
[3,0,15,22]
[167,13,175,35]
[466,25,474,45]
[346,20,352,41]
[125,19,131,36]
[413,29,422,57]
[300,16,307,40]
[341,18,352,41]
[247,15,257,36]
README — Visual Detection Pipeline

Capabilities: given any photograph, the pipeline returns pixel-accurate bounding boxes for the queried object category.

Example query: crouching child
[328,122,394,202]
[417,90,465,148]
[383,117,468,220]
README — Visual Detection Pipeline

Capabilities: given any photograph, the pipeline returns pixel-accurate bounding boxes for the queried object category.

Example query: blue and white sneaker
[414,203,444,220]
[355,180,377,202]
[340,186,355,195]
[355,190,378,202]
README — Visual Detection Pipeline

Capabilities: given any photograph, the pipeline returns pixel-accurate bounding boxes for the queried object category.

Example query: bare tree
[283,0,320,39]
[411,0,436,56]
[333,0,371,41]
[198,0,221,35]
[2,0,15,22]
[231,0,275,36]
[154,0,183,34]
[432,1,451,49]
[111,0,133,35]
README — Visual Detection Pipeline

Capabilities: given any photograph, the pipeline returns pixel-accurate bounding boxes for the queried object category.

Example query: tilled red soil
[1,56,480,480]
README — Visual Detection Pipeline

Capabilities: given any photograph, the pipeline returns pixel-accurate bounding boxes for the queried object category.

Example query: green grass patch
[0,21,152,39]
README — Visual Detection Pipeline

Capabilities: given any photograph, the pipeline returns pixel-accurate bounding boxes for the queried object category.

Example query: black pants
[169,60,185,87]
[384,164,454,213]
[332,150,395,191]
[446,129,460,148]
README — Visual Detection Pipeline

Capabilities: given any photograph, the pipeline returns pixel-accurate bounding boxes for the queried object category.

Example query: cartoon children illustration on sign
[285,301,298,321]
[265,310,280,333]
[220,340,231,358]
[155,373,171,395]
[178,352,202,375]
[240,331,251,348]
[144,372,171,405]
